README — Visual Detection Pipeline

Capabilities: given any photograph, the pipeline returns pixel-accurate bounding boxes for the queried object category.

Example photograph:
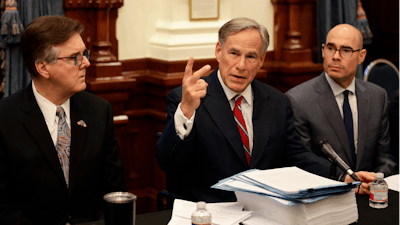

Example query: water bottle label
[370,190,388,201]
[192,223,211,225]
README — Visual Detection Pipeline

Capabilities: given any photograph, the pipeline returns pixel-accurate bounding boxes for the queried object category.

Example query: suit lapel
[315,74,356,168]
[21,84,68,191]
[68,94,88,193]
[250,82,272,168]
[355,80,368,170]
[203,71,249,166]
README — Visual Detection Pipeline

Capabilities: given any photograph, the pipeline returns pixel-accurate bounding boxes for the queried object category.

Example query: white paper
[241,213,284,225]
[235,190,358,225]
[384,174,399,191]
[243,167,345,194]
[169,199,251,225]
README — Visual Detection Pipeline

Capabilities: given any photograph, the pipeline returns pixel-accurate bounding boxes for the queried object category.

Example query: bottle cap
[375,172,384,179]
[197,201,206,209]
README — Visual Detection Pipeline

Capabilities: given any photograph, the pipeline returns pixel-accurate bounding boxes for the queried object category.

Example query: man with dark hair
[0,16,124,224]
[286,24,397,189]
[156,18,375,203]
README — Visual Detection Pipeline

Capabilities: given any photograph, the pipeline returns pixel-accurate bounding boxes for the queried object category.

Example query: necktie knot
[56,106,66,118]
[234,95,243,107]
[343,90,350,100]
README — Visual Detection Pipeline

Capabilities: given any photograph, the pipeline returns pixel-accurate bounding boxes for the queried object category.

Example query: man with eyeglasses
[0,16,124,224]
[286,24,397,194]
[156,18,377,203]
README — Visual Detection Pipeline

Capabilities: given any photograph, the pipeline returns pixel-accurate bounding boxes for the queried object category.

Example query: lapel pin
[77,120,87,127]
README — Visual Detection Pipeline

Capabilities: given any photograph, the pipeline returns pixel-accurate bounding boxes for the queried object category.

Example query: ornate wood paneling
[61,0,400,214]
[267,0,322,93]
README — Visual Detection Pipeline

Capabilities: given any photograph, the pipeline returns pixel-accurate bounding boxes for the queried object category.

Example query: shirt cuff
[174,103,195,140]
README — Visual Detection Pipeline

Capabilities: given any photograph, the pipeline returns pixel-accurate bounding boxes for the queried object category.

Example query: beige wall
[116,0,274,61]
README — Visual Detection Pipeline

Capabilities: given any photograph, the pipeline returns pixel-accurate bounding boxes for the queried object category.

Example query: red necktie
[233,95,251,165]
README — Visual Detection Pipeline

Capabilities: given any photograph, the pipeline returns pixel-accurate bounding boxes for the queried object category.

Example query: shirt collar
[32,80,71,127]
[324,72,356,97]
[217,69,253,106]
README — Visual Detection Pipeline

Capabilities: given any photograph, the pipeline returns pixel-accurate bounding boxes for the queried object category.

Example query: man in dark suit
[0,16,124,224]
[389,90,399,163]
[286,24,397,191]
[156,18,376,203]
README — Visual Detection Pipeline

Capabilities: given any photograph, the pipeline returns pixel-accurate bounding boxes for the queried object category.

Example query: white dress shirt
[325,73,358,153]
[32,81,71,147]
[174,69,254,154]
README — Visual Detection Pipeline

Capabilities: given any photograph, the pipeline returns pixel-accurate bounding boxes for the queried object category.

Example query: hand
[180,57,210,118]
[345,171,376,195]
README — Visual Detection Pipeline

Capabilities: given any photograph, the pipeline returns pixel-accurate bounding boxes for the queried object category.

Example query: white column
[148,0,232,61]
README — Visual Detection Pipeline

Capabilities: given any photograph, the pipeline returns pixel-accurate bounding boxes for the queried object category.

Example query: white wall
[116,0,274,61]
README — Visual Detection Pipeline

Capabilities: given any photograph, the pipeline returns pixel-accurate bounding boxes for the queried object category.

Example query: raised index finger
[184,57,195,79]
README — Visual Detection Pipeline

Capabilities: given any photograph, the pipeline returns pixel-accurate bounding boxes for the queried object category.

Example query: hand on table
[345,171,376,195]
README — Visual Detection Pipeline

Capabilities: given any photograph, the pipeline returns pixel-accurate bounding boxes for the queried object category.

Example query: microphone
[317,138,360,181]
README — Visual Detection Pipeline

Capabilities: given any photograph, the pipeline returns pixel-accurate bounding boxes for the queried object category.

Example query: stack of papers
[211,166,360,225]
[236,190,358,225]
[167,199,252,225]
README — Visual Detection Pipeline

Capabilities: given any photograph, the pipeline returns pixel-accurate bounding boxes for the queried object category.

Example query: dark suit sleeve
[373,91,398,172]
[282,96,344,179]
[0,105,31,224]
[389,91,399,163]
[101,102,125,195]
[0,149,31,224]
[286,91,314,151]
[156,87,195,173]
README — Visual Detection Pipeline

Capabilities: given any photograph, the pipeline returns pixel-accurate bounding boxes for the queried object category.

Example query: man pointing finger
[180,57,210,119]
[156,17,336,202]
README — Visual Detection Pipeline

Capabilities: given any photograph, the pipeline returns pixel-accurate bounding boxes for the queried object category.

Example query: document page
[243,166,345,194]
[168,199,252,225]
[385,174,399,191]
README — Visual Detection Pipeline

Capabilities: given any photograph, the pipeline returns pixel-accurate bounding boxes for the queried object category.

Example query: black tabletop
[79,190,399,225]
[354,189,398,225]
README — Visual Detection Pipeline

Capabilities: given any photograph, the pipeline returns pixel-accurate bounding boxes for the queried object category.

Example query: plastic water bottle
[369,172,388,209]
[191,201,212,225]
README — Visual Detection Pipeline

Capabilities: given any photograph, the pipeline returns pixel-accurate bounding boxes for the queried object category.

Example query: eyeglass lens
[324,46,354,58]
[76,50,90,66]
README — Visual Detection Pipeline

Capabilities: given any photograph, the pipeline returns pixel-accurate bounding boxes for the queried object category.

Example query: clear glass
[369,173,388,209]
[191,202,212,225]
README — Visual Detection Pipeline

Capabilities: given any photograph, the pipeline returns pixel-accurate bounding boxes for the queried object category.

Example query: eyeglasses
[57,49,90,66]
[322,44,361,59]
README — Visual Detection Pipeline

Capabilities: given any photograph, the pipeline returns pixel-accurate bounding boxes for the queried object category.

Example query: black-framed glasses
[322,44,361,59]
[57,49,90,66]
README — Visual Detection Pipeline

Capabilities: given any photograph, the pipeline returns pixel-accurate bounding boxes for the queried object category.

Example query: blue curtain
[317,0,364,79]
[2,0,64,98]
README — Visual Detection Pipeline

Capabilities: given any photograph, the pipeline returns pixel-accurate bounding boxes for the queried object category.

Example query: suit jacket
[156,69,334,203]
[0,83,124,225]
[286,72,397,174]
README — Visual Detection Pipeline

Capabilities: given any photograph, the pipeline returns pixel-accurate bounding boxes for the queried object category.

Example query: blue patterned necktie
[56,106,71,187]
[343,90,356,168]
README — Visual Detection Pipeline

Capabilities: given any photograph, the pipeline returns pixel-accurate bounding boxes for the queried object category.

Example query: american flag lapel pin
[77,120,87,127]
